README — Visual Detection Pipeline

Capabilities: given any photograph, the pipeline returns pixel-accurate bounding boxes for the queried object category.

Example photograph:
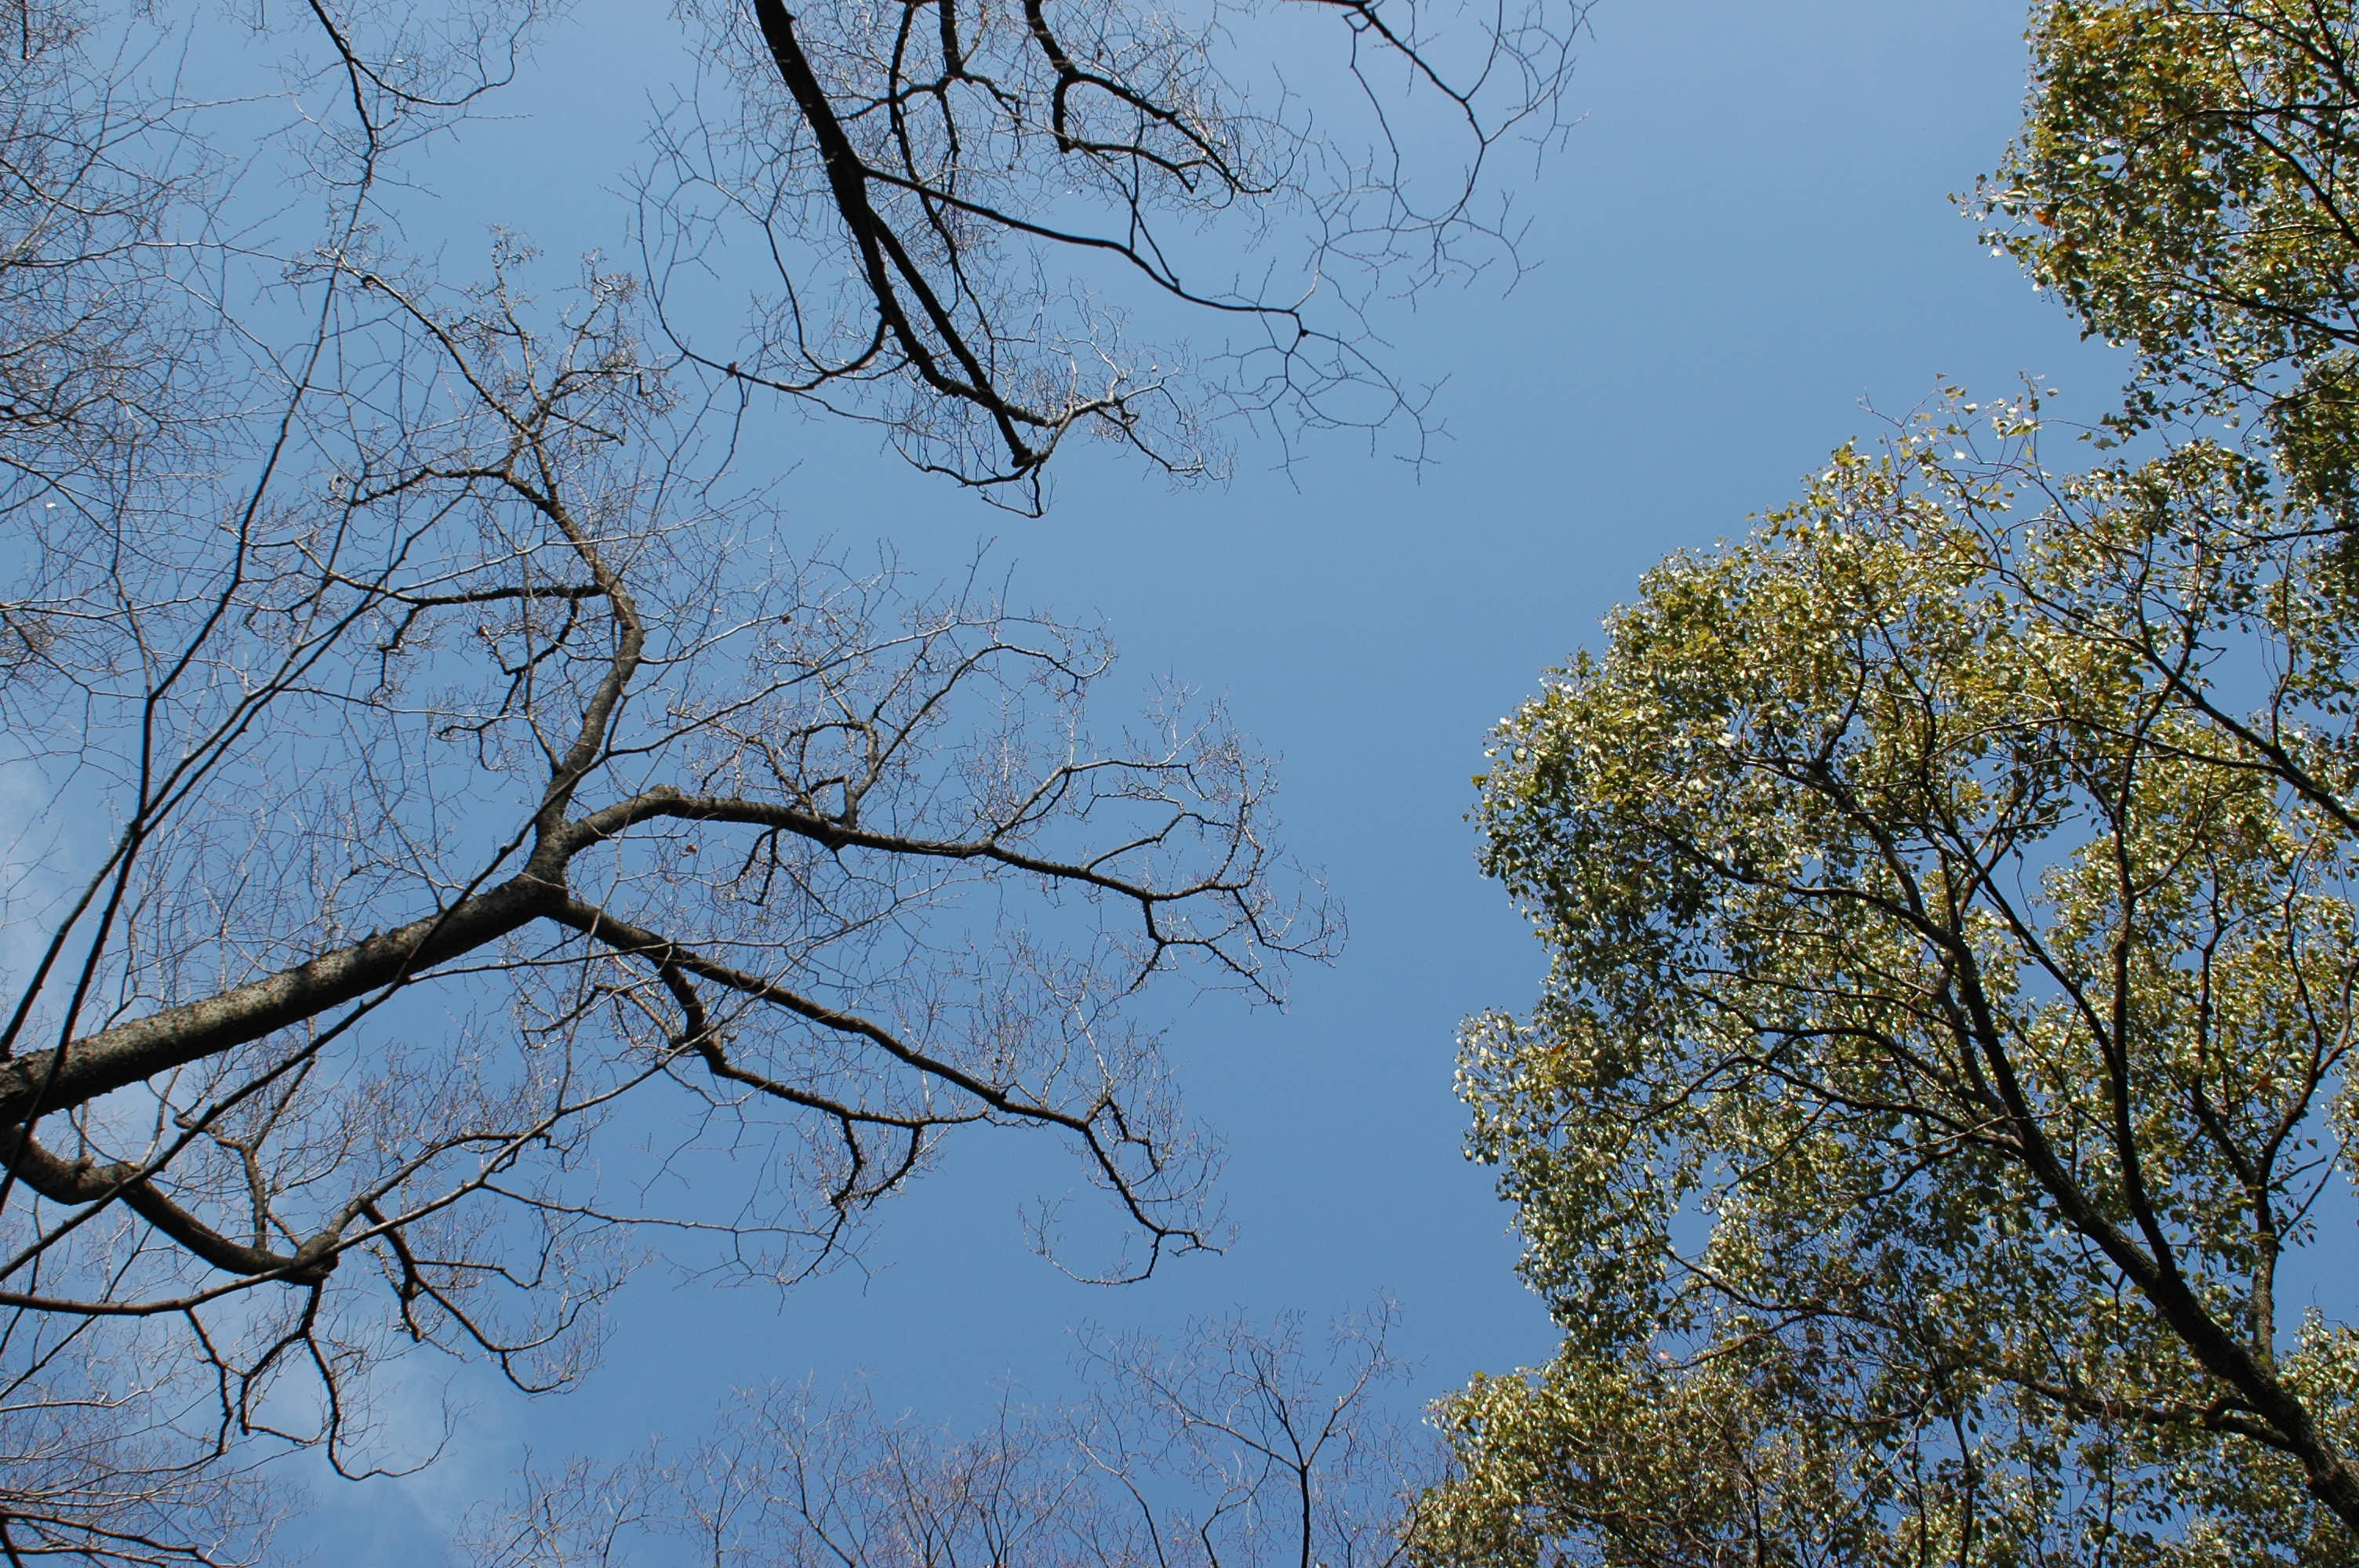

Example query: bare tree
[0,244,1323,1557]
[652,0,1582,503]
[460,1305,1429,1568]
[0,0,1572,1556]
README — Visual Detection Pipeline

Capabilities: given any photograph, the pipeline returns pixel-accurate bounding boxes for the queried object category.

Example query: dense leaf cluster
[1423,4,2359,1563]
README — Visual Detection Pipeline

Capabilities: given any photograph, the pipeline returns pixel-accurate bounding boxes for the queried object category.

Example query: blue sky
[290,0,2130,1552]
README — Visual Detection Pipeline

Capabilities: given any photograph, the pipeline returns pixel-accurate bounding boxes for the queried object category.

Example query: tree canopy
[1422,2,2359,1562]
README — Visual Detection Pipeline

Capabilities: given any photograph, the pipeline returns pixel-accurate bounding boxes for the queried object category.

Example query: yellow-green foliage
[1425,7,2359,1559]
[1990,1,2359,510]
[1422,409,2359,1565]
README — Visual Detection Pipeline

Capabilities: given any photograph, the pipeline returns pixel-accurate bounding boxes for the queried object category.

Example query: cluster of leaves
[1986,0,2359,512]
[1423,2,2359,1563]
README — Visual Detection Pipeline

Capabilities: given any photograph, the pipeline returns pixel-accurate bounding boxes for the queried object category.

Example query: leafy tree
[1423,415,2359,1563]
[1421,2,2359,1562]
